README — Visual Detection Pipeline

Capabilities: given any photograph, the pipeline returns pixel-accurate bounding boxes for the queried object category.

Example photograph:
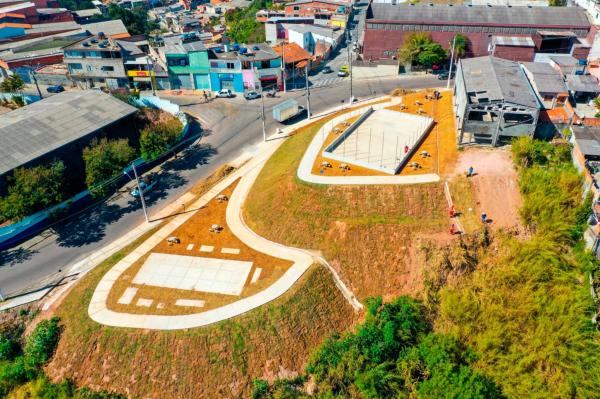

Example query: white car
[244,90,260,100]
[216,89,234,98]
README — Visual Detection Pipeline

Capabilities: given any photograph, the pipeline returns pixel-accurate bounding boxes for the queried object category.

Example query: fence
[0,96,190,251]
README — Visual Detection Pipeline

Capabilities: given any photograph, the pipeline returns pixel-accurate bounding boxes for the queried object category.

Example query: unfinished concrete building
[454,56,541,146]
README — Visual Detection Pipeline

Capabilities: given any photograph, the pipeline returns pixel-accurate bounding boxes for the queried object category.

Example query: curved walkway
[88,140,316,330]
[297,98,440,185]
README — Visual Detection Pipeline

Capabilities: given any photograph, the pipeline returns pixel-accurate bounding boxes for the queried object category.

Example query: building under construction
[453,56,541,146]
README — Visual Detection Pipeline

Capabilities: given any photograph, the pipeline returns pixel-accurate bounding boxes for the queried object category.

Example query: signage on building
[127,70,154,77]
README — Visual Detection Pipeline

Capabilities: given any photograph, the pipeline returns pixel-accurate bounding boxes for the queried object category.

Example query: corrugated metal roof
[566,74,600,93]
[522,62,568,94]
[368,4,591,28]
[493,35,534,47]
[460,56,538,108]
[572,125,600,156]
[0,91,137,176]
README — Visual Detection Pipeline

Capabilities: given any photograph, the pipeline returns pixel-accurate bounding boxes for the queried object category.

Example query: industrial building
[0,90,138,193]
[454,56,541,146]
[362,4,594,62]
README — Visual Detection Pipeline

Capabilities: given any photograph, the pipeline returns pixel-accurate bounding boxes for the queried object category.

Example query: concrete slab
[221,247,240,255]
[250,267,262,284]
[186,244,194,250]
[117,287,138,305]
[0,288,51,312]
[132,253,253,296]
[324,109,433,174]
[199,245,214,252]
[175,299,205,308]
[136,298,153,307]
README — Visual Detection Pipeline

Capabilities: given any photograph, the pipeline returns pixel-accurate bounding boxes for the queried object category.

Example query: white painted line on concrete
[221,247,240,255]
[117,287,138,305]
[186,244,194,251]
[199,245,214,253]
[157,303,165,309]
[136,298,153,307]
[175,299,205,308]
[250,268,262,284]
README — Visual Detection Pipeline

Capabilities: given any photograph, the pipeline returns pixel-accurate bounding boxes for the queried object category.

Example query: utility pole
[132,162,149,223]
[259,85,267,141]
[146,55,156,96]
[281,41,286,93]
[348,44,353,105]
[30,65,42,99]
[305,63,311,119]
[447,35,456,90]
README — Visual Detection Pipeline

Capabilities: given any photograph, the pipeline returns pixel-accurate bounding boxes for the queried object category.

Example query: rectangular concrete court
[132,253,253,296]
[325,109,433,174]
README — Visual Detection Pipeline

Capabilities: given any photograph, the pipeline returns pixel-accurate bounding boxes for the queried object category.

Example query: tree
[139,118,183,161]
[549,0,566,6]
[0,161,66,221]
[398,33,447,67]
[1,74,25,107]
[107,4,159,35]
[23,317,60,368]
[82,138,137,196]
[57,0,93,10]
[450,34,468,59]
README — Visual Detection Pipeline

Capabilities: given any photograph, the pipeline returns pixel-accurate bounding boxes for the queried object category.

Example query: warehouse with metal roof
[0,90,137,191]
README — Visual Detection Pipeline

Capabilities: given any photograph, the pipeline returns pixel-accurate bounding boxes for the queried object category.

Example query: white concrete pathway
[296,98,441,185]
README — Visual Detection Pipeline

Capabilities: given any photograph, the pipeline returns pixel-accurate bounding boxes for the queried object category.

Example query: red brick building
[284,0,347,19]
[362,4,594,62]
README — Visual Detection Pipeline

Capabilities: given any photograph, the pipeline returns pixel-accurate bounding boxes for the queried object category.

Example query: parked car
[244,90,260,100]
[46,85,65,93]
[216,89,234,98]
[131,179,157,197]
[322,65,333,74]
[437,71,455,80]
[338,65,349,77]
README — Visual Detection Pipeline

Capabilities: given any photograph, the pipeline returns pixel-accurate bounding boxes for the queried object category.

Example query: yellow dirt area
[311,89,458,177]
[106,180,292,315]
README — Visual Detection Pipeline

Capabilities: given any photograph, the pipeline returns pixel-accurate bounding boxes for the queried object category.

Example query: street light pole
[281,41,286,93]
[146,55,156,96]
[447,35,456,90]
[348,44,353,105]
[305,63,311,119]
[132,162,149,223]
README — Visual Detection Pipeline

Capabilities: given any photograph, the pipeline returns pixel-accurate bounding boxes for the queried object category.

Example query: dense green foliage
[0,161,66,222]
[57,0,93,10]
[253,296,501,398]
[1,75,25,94]
[107,4,158,36]
[83,138,136,196]
[225,0,272,43]
[0,317,126,398]
[549,0,567,6]
[139,118,183,161]
[450,34,468,59]
[398,33,447,67]
[439,137,600,398]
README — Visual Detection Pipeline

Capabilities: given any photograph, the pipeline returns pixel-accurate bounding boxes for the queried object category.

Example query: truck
[272,99,304,122]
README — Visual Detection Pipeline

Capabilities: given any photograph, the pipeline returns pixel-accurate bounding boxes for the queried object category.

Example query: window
[87,51,101,58]
[64,50,84,58]
[226,62,235,69]
[293,5,299,10]
[210,61,219,68]
[67,63,82,72]
[87,65,93,72]
[261,60,270,68]
[101,65,115,72]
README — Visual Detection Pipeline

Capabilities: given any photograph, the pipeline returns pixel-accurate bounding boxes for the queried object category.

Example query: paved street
[0,74,443,297]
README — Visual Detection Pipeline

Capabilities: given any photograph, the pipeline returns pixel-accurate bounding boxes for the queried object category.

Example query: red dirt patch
[452,147,522,230]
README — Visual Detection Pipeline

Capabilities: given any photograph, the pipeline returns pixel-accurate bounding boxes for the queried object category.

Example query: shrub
[0,336,20,361]
[82,138,136,197]
[139,118,183,161]
[0,161,66,222]
[24,317,60,368]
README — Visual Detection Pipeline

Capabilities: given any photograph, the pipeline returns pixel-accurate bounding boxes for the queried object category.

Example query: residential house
[454,56,541,146]
[158,33,211,90]
[209,43,281,92]
[272,41,312,83]
[63,33,132,88]
[284,0,348,26]
[284,23,341,57]
[265,16,314,44]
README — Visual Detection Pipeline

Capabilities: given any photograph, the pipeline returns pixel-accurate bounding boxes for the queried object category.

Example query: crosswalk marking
[309,77,346,88]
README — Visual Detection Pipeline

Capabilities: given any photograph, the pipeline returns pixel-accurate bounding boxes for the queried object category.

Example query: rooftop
[80,19,129,38]
[522,62,568,94]
[73,8,102,17]
[492,35,535,47]
[163,35,207,54]
[212,43,279,61]
[0,91,138,177]
[459,56,539,108]
[367,4,591,28]
[27,21,80,34]
[572,125,600,157]
[283,23,342,39]
[566,74,600,93]
[272,42,311,64]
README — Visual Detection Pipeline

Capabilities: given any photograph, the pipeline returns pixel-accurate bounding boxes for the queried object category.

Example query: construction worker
[481,212,487,223]
[467,166,474,177]
[448,205,455,218]
[449,223,456,235]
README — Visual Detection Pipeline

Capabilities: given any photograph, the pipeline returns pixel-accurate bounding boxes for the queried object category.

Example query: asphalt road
[0,74,444,297]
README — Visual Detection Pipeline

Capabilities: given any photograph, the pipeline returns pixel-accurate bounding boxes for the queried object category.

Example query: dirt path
[453,147,522,230]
